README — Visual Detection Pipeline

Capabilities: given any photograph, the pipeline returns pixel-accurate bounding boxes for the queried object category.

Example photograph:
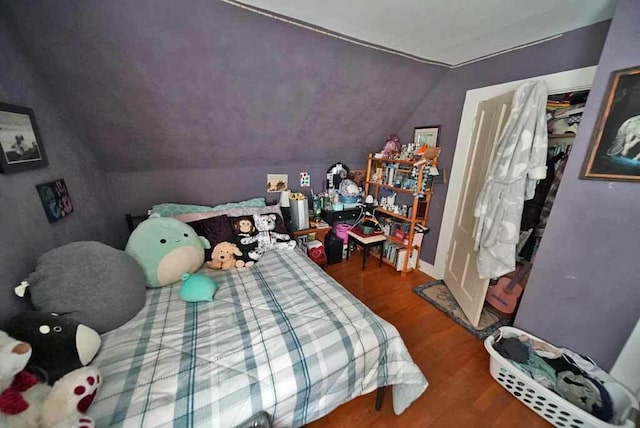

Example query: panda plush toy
[4,312,101,385]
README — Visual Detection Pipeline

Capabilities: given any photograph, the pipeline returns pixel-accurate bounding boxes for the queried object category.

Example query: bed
[88,248,428,427]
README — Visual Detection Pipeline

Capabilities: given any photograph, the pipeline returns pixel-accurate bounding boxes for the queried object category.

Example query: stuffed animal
[206,242,253,269]
[230,216,262,266]
[0,330,101,428]
[126,214,211,287]
[5,312,101,385]
[382,134,400,158]
[179,273,219,302]
[240,214,296,252]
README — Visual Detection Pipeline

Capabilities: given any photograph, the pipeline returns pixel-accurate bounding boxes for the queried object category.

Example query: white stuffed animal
[240,214,296,251]
[0,330,101,428]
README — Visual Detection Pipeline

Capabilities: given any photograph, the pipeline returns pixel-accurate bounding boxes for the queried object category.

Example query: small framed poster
[267,174,288,192]
[36,179,74,223]
[414,125,441,147]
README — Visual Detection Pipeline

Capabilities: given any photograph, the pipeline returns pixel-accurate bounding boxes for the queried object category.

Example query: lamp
[279,190,291,208]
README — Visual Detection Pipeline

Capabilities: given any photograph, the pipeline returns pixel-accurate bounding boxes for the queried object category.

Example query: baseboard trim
[418,260,441,280]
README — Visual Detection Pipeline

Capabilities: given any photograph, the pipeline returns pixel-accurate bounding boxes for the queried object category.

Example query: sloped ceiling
[231,0,616,66]
[0,0,446,172]
[0,1,615,173]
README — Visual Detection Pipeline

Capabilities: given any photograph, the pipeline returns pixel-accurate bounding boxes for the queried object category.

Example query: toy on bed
[179,273,220,302]
[240,214,296,252]
[4,312,101,385]
[0,329,101,428]
[126,214,211,287]
[206,242,255,269]
[230,216,263,266]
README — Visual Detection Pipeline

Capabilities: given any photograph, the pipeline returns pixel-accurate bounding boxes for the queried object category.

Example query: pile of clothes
[546,90,589,135]
[493,332,625,423]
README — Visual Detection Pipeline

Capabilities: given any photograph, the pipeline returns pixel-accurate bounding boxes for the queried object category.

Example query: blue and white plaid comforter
[89,250,427,427]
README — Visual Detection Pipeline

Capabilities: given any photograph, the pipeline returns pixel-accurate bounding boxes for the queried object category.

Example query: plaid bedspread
[89,249,427,427]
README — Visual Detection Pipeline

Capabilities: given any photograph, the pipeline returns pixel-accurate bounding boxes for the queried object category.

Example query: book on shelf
[395,248,419,271]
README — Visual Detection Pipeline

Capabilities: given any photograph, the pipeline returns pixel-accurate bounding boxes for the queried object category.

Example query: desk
[347,230,386,271]
[292,226,332,243]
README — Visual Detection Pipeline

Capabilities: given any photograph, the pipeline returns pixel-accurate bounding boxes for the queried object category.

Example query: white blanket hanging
[474,80,548,279]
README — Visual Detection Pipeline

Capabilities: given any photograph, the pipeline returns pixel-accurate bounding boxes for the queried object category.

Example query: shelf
[384,234,420,249]
[548,134,576,139]
[374,207,410,222]
[368,155,419,166]
[365,180,428,196]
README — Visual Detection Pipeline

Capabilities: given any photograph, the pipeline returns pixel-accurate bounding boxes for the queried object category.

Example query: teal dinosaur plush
[125,214,211,287]
[179,273,219,302]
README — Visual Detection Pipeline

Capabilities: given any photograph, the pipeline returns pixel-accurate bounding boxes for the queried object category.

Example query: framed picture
[266,174,288,192]
[36,178,74,223]
[0,102,48,174]
[414,125,441,147]
[581,66,640,181]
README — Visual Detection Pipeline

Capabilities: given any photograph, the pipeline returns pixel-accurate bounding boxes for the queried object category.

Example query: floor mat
[413,280,511,339]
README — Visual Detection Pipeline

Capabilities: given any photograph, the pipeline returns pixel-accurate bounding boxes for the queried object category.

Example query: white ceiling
[229,0,617,66]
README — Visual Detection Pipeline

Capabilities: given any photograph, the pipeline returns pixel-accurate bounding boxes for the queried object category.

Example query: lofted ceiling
[0,0,615,173]
[228,0,616,66]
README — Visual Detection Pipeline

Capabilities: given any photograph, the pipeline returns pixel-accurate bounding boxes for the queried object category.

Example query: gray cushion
[26,241,146,333]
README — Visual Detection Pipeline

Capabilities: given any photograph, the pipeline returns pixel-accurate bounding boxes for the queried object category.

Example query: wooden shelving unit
[364,153,438,275]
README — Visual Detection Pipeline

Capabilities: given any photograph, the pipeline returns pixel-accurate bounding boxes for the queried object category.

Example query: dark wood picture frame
[0,102,48,174]
[581,66,640,181]
[413,125,441,147]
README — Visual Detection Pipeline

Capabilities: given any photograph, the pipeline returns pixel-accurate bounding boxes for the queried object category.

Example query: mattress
[89,249,427,427]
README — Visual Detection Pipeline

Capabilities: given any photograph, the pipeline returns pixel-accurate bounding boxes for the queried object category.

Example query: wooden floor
[306,255,550,428]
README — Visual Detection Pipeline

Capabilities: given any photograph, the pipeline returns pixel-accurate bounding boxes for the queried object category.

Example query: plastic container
[485,327,638,428]
[334,224,351,244]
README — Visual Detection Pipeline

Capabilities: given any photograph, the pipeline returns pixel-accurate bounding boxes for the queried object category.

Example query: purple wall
[515,0,640,369]
[0,17,121,326]
[2,0,446,225]
[398,21,610,263]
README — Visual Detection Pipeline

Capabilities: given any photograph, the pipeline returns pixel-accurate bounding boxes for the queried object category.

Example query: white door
[443,91,513,327]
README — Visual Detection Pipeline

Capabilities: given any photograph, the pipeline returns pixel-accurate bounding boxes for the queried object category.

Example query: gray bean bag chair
[19,241,146,334]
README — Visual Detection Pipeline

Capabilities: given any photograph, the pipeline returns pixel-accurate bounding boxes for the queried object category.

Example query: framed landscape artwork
[414,125,441,148]
[0,102,48,174]
[581,66,640,181]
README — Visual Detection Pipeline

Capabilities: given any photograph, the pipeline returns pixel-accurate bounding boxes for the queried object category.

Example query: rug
[413,280,511,339]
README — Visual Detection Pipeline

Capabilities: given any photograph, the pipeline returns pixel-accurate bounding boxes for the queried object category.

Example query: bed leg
[375,386,385,411]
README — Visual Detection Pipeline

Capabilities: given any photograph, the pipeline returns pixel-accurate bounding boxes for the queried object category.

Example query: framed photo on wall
[0,102,48,174]
[581,66,640,181]
[414,125,441,147]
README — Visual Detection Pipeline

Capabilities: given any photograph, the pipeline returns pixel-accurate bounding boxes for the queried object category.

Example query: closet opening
[485,89,590,319]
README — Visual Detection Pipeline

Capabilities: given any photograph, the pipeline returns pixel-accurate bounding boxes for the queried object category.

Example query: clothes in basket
[493,332,617,423]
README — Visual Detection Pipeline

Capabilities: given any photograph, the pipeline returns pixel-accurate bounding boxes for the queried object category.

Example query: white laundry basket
[484,326,639,428]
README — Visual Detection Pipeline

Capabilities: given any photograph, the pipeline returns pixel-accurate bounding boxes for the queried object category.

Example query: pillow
[126,215,211,288]
[21,241,146,334]
[187,215,234,261]
[175,203,283,224]
[151,197,266,217]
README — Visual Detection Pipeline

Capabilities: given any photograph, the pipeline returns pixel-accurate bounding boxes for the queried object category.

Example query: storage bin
[484,326,638,428]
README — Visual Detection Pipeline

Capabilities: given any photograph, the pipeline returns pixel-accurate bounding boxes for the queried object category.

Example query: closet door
[444,91,513,327]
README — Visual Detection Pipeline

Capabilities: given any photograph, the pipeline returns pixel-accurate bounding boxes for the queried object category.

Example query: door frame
[419,66,597,279]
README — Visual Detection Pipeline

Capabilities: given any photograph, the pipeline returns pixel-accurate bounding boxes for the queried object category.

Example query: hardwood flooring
[306,255,549,428]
